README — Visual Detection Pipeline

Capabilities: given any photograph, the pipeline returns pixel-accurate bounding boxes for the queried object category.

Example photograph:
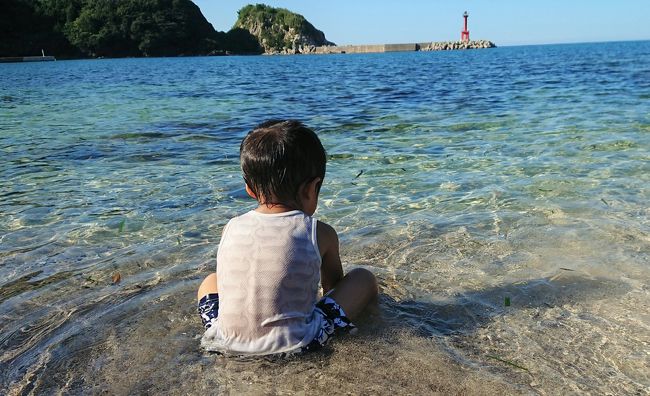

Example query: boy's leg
[197,273,219,329]
[302,269,376,351]
[197,273,218,302]
[327,268,378,320]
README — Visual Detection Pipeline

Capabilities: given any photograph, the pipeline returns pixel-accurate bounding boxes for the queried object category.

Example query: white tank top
[201,210,322,355]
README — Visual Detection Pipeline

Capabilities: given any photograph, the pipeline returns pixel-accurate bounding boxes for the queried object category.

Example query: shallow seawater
[1,41,649,394]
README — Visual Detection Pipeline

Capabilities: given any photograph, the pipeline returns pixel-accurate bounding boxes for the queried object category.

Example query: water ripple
[1,41,649,393]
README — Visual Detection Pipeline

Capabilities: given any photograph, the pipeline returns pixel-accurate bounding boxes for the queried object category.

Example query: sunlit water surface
[1,41,649,394]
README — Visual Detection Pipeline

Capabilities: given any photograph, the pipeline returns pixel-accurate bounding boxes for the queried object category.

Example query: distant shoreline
[5,40,648,62]
[0,56,56,63]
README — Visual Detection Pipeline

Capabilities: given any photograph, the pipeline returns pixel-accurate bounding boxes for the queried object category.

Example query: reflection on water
[1,41,650,394]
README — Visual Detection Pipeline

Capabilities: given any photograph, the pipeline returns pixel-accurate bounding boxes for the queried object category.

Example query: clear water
[1,41,649,394]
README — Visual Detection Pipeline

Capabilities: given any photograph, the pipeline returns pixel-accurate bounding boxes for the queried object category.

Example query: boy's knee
[202,273,217,285]
[197,273,218,302]
[348,268,378,295]
[348,267,375,280]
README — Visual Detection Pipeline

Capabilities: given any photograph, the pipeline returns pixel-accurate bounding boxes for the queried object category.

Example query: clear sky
[192,1,650,46]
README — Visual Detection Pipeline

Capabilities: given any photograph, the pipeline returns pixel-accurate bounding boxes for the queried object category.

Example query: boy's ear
[304,177,322,199]
[245,184,257,199]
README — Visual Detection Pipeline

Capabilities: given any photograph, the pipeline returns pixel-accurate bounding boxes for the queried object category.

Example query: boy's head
[240,120,326,209]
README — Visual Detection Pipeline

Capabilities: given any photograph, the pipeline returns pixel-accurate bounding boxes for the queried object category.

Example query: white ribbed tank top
[201,210,322,355]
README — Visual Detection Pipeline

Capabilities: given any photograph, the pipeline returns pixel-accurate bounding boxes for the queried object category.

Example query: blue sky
[192,1,650,46]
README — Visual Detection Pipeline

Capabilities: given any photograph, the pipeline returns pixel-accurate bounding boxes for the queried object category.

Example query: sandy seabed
[5,221,649,395]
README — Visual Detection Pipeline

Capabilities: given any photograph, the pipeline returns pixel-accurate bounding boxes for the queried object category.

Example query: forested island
[0,1,332,58]
[234,4,334,54]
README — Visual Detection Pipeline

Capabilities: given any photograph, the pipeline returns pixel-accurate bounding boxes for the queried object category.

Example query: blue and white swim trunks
[197,294,356,353]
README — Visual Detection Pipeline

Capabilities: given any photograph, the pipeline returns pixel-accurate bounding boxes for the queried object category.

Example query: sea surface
[1,41,649,394]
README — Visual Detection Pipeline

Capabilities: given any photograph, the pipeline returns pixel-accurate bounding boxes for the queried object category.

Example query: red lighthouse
[461,11,470,42]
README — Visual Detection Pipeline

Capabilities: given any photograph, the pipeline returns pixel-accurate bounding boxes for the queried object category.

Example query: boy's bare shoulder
[317,220,338,238]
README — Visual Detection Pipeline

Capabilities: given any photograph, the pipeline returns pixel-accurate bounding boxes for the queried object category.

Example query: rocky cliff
[234,4,335,54]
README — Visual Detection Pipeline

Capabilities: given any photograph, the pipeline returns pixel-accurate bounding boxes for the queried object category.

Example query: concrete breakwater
[272,40,495,55]
[418,40,495,51]
[0,56,56,63]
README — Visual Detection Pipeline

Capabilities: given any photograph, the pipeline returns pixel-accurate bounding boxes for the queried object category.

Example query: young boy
[197,120,377,356]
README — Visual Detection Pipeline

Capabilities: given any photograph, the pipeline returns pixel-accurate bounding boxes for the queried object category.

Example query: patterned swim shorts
[301,296,357,352]
[198,293,219,330]
[197,294,355,351]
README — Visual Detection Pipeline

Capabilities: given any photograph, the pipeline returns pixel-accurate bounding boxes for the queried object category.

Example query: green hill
[234,4,334,54]
[1,0,227,58]
[64,0,220,57]
[1,0,81,57]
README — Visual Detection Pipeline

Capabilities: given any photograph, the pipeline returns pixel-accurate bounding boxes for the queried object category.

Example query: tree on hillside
[65,0,220,57]
[224,28,262,54]
[1,0,225,58]
[0,0,80,57]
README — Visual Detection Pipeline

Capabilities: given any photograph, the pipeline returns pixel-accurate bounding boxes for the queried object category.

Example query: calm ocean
[1,41,649,393]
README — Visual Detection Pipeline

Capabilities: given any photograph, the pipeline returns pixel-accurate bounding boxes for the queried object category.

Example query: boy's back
[202,210,322,355]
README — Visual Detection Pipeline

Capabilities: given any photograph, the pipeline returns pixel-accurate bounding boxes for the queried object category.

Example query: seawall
[296,40,495,55]
[0,56,56,63]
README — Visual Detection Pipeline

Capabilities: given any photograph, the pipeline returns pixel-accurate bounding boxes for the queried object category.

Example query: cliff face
[234,4,334,54]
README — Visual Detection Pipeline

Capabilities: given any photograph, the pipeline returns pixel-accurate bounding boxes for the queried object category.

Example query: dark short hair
[240,120,326,206]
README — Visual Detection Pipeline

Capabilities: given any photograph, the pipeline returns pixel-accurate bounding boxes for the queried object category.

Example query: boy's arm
[317,221,344,293]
